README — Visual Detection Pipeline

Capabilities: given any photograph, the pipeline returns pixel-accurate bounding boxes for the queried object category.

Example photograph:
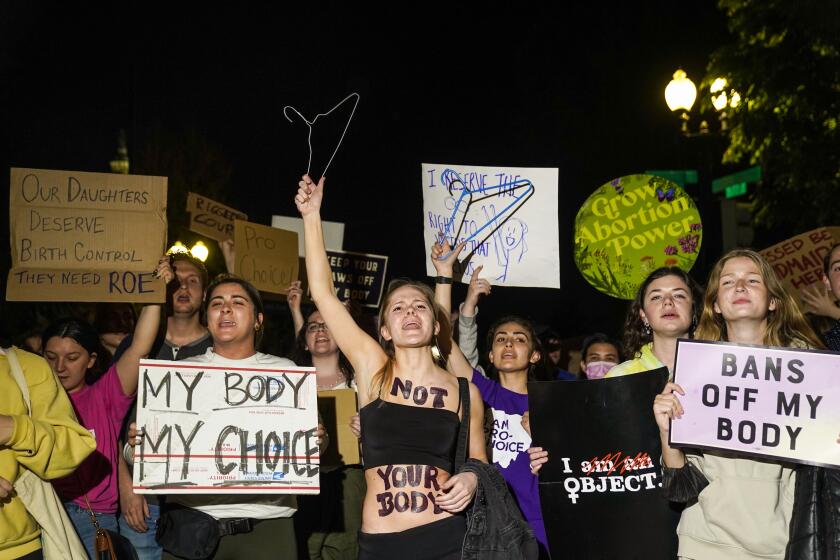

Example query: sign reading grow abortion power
[421,163,559,289]
[574,174,703,299]
[7,168,167,303]
[133,360,319,494]
[670,340,840,468]
[529,370,678,559]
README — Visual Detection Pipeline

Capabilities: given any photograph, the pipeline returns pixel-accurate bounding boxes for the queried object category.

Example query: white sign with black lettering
[133,360,319,494]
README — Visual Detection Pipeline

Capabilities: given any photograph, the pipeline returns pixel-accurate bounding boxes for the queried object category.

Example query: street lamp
[665,69,697,135]
[190,241,209,262]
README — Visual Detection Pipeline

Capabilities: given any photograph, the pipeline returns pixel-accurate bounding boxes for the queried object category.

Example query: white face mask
[584,361,617,380]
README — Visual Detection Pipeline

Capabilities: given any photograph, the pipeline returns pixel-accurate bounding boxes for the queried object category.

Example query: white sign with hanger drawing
[421,163,560,289]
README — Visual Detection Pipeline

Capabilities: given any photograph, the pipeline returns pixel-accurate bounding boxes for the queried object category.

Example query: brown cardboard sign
[317,388,360,467]
[186,192,248,241]
[7,168,168,302]
[760,227,840,302]
[233,220,298,294]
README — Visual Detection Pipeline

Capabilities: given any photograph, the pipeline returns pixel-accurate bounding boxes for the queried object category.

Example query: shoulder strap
[454,377,470,473]
[5,346,32,414]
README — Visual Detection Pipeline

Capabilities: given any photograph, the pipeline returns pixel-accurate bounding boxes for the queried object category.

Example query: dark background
[0,2,730,341]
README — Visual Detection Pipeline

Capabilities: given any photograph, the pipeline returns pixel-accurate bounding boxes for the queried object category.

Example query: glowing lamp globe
[190,241,209,262]
[665,69,697,112]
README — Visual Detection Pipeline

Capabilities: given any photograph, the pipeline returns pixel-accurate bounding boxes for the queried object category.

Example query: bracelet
[435,276,453,285]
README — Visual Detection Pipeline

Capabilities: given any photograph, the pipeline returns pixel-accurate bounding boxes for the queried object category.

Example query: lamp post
[664,69,697,135]
[666,70,740,137]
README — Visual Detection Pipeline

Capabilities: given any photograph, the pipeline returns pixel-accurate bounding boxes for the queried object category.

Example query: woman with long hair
[528,266,702,475]
[654,249,825,559]
[295,175,486,560]
[608,266,703,377]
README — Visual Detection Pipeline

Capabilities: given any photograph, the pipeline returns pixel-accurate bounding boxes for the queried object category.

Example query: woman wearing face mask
[292,308,366,559]
[528,267,702,474]
[431,248,545,557]
[295,175,486,560]
[43,259,170,559]
[578,333,622,380]
[654,249,835,560]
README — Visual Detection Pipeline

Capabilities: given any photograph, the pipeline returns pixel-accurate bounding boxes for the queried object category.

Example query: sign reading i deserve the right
[670,340,840,468]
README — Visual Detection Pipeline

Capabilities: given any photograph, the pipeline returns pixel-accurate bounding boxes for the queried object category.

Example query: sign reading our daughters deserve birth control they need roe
[670,340,840,468]
[7,168,168,303]
[421,163,559,289]
[133,360,320,494]
[574,174,703,300]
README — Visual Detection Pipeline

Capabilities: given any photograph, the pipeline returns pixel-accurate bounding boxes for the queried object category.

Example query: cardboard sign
[529,370,679,559]
[233,220,299,294]
[133,359,319,494]
[421,164,560,289]
[671,340,840,468]
[327,250,388,308]
[186,192,248,241]
[271,215,345,257]
[7,168,167,302]
[574,174,703,299]
[317,388,360,467]
[760,227,840,303]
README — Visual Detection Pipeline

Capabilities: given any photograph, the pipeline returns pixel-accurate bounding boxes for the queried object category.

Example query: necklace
[317,374,346,391]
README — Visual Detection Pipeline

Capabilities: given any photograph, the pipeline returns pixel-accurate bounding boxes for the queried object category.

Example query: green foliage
[705,0,840,239]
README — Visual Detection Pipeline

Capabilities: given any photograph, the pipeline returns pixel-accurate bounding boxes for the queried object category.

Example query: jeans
[119,502,162,560]
[64,502,119,560]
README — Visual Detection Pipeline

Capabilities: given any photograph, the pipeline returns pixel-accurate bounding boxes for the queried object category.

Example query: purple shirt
[470,371,548,549]
[53,364,135,513]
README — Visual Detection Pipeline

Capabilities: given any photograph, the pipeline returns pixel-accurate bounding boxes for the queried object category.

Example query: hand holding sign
[430,238,466,278]
[653,382,686,433]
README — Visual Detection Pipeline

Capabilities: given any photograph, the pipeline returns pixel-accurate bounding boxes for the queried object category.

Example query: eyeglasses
[305,322,329,333]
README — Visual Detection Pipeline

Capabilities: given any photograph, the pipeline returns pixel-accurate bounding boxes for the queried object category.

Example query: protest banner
[233,220,298,295]
[186,192,248,241]
[529,370,679,559]
[574,174,703,299]
[7,168,167,303]
[421,164,560,289]
[317,389,360,467]
[271,215,345,257]
[327,249,388,308]
[760,227,840,303]
[670,340,840,468]
[133,359,319,494]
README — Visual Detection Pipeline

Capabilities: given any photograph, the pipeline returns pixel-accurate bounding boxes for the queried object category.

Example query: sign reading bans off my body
[7,168,168,302]
[670,340,840,468]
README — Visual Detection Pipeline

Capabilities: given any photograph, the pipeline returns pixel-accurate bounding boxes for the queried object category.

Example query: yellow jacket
[0,348,96,560]
[605,342,668,378]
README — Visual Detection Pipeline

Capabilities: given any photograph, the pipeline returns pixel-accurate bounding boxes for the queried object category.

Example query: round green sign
[573,174,703,299]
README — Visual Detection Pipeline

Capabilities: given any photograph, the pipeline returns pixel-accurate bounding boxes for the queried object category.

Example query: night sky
[0,2,729,339]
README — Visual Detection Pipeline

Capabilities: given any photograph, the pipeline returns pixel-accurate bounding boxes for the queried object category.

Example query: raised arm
[430,240,474,379]
[458,265,491,368]
[114,256,171,395]
[295,175,385,401]
[287,280,305,336]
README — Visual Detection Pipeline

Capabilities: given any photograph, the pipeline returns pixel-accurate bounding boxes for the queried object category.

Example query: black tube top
[360,399,460,473]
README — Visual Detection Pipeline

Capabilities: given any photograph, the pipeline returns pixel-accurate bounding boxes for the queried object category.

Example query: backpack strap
[454,376,470,473]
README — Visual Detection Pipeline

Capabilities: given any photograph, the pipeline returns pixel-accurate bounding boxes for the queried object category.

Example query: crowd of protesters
[1,173,839,560]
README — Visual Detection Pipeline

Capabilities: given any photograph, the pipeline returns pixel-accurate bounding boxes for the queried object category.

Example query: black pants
[358,515,465,560]
[16,551,43,560]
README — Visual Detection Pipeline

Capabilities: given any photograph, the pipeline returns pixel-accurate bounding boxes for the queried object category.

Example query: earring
[643,321,652,336]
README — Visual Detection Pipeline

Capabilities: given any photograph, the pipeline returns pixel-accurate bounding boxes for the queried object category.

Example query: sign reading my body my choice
[671,340,840,468]
[133,360,320,494]
[7,168,168,302]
